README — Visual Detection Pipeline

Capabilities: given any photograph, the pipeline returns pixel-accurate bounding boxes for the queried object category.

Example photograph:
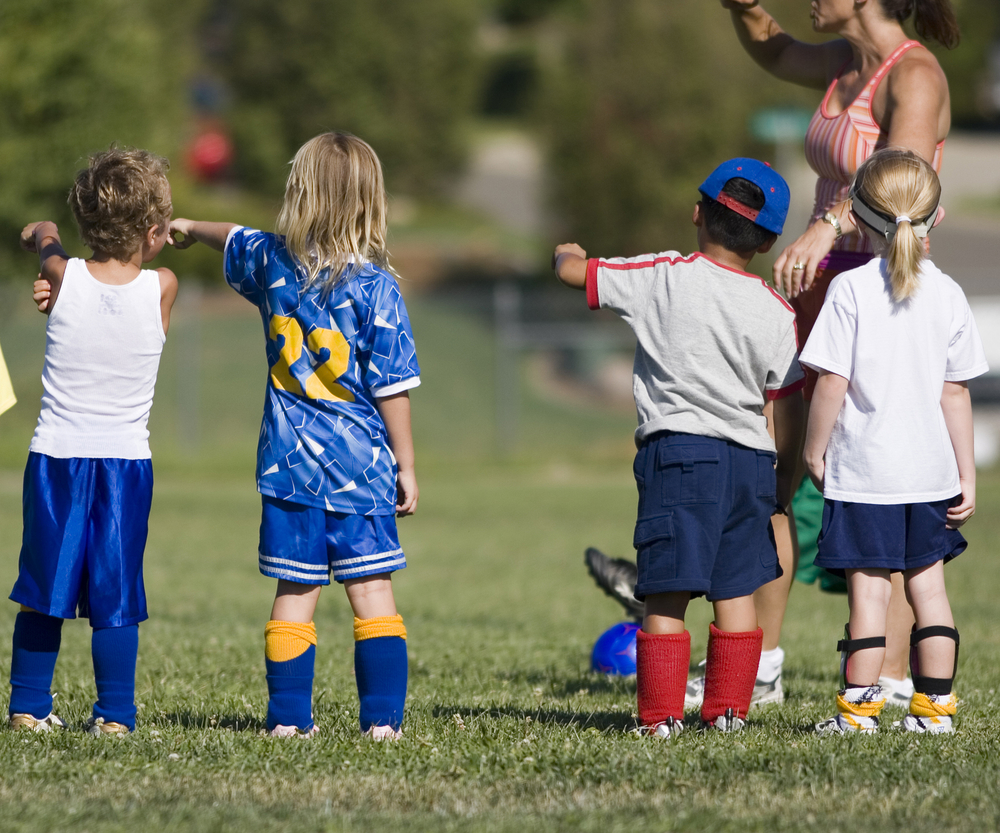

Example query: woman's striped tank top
[803,39,945,254]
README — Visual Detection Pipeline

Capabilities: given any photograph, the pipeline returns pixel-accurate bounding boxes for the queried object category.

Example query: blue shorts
[815,498,966,576]
[632,433,782,602]
[10,453,152,627]
[258,495,406,585]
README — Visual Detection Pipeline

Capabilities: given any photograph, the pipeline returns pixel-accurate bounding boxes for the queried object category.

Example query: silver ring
[792,263,805,271]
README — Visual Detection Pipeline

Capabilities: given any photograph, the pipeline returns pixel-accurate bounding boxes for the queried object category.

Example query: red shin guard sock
[636,629,691,726]
[701,623,763,723]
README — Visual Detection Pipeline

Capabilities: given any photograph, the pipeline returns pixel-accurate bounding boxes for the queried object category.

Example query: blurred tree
[212,0,480,198]
[539,0,994,258]
[0,0,194,279]
[935,0,1000,123]
[540,0,820,257]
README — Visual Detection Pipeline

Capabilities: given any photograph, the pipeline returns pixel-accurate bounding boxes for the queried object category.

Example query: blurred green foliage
[0,0,194,279]
[0,0,993,281]
[537,0,998,257]
[213,0,481,198]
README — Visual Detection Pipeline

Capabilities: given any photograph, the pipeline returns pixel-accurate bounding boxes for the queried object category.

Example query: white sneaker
[894,692,957,734]
[636,716,684,739]
[896,713,954,734]
[363,724,402,741]
[815,712,879,734]
[878,676,915,707]
[815,685,884,734]
[86,717,130,737]
[270,723,319,738]
[9,712,67,732]
[683,666,784,709]
[701,708,745,733]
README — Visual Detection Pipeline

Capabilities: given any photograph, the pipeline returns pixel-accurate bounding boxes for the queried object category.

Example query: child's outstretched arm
[21,222,69,315]
[941,380,975,528]
[552,243,588,289]
[376,391,418,516]
[802,370,848,491]
[169,219,237,253]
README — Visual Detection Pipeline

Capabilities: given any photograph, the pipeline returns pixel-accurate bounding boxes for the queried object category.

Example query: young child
[8,147,177,734]
[554,158,804,735]
[169,132,419,740]
[801,148,986,735]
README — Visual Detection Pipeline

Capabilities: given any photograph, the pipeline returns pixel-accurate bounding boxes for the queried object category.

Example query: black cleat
[584,547,643,620]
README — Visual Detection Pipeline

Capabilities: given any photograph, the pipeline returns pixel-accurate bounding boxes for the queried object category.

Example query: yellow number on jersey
[268,315,355,403]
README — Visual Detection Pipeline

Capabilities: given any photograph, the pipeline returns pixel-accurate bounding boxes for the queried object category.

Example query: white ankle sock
[757,646,784,680]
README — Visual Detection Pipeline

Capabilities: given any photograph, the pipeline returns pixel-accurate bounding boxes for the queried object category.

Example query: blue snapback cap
[698,158,790,235]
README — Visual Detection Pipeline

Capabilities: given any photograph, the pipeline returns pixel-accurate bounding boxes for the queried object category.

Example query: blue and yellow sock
[91,625,139,731]
[354,615,407,732]
[9,609,63,719]
[265,620,317,731]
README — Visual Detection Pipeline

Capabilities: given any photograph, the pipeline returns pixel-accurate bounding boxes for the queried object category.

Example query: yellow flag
[0,342,16,417]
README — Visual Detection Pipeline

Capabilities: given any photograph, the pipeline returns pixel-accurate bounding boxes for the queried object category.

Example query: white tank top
[30,258,166,459]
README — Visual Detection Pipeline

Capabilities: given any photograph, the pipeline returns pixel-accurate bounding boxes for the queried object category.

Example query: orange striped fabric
[803,40,945,254]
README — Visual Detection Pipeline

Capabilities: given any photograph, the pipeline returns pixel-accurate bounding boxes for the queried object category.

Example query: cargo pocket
[658,445,720,506]
[756,449,777,499]
[633,514,676,581]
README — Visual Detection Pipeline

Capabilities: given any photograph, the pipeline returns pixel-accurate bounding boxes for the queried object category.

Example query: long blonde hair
[850,148,940,302]
[276,132,395,292]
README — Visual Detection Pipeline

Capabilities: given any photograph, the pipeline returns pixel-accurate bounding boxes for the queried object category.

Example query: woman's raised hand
[719,0,760,10]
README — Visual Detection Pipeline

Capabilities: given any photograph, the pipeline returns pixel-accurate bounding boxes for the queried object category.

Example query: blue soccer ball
[591,621,639,676]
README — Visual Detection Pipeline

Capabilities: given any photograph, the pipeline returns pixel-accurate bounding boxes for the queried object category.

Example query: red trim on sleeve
[586,258,601,310]
[767,377,806,400]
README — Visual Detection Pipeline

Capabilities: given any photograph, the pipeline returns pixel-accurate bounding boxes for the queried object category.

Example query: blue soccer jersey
[224,227,420,515]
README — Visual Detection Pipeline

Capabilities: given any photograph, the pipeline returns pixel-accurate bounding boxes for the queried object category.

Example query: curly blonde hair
[68,147,171,262]
[276,132,395,293]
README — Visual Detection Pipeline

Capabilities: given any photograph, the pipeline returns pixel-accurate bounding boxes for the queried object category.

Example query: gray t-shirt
[587,251,803,451]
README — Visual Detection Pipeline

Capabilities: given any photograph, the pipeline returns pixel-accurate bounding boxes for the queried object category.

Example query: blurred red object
[187,129,233,181]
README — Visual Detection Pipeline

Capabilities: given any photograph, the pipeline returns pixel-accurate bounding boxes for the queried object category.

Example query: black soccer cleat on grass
[584,547,643,620]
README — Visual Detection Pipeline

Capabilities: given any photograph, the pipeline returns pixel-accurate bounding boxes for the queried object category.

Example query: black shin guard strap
[910,625,960,689]
[837,636,886,653]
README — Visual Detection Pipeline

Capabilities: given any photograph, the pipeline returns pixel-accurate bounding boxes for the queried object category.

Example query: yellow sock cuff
[909,692,957,717]
[836,691,885,718]
[265,620,317,662]
[354,614,406,642]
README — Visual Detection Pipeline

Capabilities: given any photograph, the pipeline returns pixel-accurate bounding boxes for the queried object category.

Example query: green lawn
[1,294,999,833]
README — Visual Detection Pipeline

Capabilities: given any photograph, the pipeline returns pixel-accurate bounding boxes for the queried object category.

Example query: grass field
[1,291,999,833]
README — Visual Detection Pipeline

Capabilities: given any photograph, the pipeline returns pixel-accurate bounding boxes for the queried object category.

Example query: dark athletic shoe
[584,547,643,620]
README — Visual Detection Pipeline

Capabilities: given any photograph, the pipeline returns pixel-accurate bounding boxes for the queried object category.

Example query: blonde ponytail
[850,149,940,302]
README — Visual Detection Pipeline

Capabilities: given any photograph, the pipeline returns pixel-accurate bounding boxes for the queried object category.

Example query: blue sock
[264,621,317,731]
[9,611,63,719]
[91,625,138,730]
[355,636,407,731]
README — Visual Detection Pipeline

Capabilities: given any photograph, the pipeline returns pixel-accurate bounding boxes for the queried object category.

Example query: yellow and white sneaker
[86,717,130,737]
[815,685,885,734]
[9,712,67,732]
[896,692,956,734]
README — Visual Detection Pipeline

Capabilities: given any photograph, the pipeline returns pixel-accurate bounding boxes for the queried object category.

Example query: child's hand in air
[946,482,975,528]
[552,243,586,269]
[33,274,51,313]
[552,243,588,289]
[168,219,198,250]
[395,468,419,517]
[20,222,55,254]
[719,0,760,9]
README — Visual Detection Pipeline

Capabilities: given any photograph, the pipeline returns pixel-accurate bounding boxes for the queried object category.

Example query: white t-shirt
[799,257,988,504]
[587,251,804,451]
